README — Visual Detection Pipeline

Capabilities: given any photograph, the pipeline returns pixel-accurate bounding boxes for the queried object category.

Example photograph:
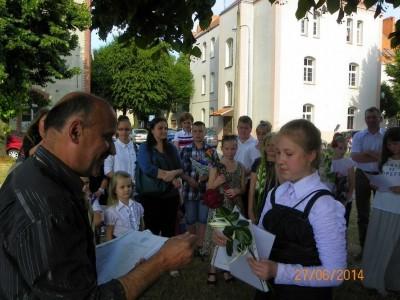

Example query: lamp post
[233,24,251,116]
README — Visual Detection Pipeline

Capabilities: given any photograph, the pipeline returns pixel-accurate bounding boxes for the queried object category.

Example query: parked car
[205,127,218,148]
[130,128,148,144]
[167,128,177,142]
[5,132,23,159]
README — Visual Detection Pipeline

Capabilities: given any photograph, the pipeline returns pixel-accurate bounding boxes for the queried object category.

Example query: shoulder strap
[269,186,279,207]
[302,190,333,217]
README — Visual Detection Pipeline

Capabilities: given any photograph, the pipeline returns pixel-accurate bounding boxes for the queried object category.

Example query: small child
[104,171,144,241]
[255,120,272,150]
[173,112,194,150]
[330,135,355,227]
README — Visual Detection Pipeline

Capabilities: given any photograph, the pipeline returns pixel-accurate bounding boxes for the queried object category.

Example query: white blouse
[104,139,137,180]
[104,199,144,237]
[258,172,347,287]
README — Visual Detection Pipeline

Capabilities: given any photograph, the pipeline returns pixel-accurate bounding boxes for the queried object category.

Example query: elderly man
[0,92,196,299]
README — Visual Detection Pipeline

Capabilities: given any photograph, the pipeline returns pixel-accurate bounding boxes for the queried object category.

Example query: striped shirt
[0,146,125,299]
[173,129,193,149]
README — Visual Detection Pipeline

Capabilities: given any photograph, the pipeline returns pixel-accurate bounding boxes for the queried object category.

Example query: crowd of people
[0,91,399,300]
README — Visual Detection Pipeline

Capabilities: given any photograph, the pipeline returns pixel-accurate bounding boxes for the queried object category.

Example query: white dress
[362,159,400,294]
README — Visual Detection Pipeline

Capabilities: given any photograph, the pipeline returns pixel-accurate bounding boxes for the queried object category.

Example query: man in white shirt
[104,116,137,180]
[234,116,260,218]
[351,107,385,256]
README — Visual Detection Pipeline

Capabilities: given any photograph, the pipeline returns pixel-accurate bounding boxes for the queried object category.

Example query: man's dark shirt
[0,146,125,299]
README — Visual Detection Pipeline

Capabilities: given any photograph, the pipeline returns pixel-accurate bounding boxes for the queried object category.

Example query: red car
[5,133,23,159]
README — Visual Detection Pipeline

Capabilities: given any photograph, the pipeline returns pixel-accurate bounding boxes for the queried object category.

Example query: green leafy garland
[319,147,336,184]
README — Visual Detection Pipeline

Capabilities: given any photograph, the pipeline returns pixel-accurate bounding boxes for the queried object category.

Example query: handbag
[135,166,169,196]
[202,188,223,209]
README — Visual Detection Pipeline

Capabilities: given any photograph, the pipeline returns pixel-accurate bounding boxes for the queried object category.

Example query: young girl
[206,134,246,284]
[214,119,346,299]
[255,121,272,150]
[330,135,355,227]
[248,133,278,224]
[362,127,400,295]
[104,171,144,241]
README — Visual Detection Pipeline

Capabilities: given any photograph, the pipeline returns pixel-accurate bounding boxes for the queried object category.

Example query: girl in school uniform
[214,119,347,300]
[104,171,144,241]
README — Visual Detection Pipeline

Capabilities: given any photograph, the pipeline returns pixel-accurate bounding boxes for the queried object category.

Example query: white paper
[96,230,168,284]
[210,208,275,292]
[367,174,398,192]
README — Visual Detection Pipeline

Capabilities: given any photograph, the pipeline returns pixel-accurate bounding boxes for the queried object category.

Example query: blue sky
[91,0,399,50]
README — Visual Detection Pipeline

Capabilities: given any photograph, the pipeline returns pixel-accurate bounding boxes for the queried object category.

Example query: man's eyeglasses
[118,128,131,131]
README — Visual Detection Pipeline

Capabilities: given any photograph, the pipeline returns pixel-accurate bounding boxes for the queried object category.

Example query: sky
[91,0,399,50]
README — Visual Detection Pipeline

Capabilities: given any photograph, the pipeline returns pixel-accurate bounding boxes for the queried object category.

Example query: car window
[133,129,147,134]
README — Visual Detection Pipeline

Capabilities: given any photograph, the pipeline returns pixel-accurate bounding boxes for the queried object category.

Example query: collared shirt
[173,129,193,149]
[235,136,260,173]
[0,146,125,299]
[258,172,347,287]
[180,143,219,201]
[105,199,144,236]
[104,138,137,179]
[351,128,385,172]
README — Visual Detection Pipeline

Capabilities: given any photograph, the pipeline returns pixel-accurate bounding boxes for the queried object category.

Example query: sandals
[207,272,217,285]
[223,271,234,282]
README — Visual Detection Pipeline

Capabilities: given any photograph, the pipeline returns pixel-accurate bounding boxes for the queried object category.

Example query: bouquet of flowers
[190,148,217,177]
[209,206,255,259]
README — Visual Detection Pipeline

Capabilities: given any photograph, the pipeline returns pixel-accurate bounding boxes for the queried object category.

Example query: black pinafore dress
[259,188,333,300]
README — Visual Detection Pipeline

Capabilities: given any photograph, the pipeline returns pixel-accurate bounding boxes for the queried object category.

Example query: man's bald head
[44,92,114,132]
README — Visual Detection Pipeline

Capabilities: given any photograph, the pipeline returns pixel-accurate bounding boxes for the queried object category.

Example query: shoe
[223,271,234,282]
[207,272,217,285]
[169,270,180,277]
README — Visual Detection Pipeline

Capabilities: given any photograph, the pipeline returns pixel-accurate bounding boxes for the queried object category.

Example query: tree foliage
[383,49,400,118]
[0,0,91,121]
[91,40,193,120]
[91,0,216,56]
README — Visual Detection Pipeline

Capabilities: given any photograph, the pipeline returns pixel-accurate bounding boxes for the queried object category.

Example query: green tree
[0,0,90,122]
[92,40,193,121]
[91,0,400,54]
[166,54,194,114]
[380,82,400,118]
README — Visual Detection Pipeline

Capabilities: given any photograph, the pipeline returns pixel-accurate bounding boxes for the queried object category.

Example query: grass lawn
[0,160,398,299]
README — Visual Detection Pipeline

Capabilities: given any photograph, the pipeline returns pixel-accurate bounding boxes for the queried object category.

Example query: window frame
[356,21,363,45]
[348,63,359,88]
[225,81,233,106]
[201,75,206,95]
[210,38,215,58]
[303,57,315,84]
[346,18,353,44]
[300,18,308,36]
[210,72,215,94]
[225,38,233,68]
[302,104,314,122]
[347,107,356,130]
[312,14,320,38]
[202,42,207,62]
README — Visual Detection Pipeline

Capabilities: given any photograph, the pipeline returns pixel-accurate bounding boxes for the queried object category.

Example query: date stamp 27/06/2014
[294,269,364,281]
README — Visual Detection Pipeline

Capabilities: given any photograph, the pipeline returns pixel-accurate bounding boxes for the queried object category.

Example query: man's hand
[156,232,197,272]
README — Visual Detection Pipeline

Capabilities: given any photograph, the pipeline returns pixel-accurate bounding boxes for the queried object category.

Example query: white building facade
[190,0,382,141]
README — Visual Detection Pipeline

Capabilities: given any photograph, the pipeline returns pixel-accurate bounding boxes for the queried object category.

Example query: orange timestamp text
[294,268,364,281]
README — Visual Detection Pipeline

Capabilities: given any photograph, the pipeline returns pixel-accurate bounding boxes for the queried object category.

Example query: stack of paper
[211,222,275,292]
[96,230,168,284]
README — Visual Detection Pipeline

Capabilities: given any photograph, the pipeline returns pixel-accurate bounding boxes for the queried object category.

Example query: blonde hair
[260,132,276,159]
[108,171,133,205]
[278,119,321,169]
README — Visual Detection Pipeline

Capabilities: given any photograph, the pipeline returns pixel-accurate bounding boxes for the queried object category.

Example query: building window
[347,107,356,129]
[210,107,214,127]
[202,42,207,62]
[302,104,314,122]
[201,108,206,122]
[201,75,206,95]
[225,38,233,68]
[346,18,353,43]
[356,21,363,45]
[312,14,320,38]
[210,38,215,58]
[303,57,315,83]
[348,63,359,88]
[210,72,215,94]
[225,81,233,106]
[300,18,308,36]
